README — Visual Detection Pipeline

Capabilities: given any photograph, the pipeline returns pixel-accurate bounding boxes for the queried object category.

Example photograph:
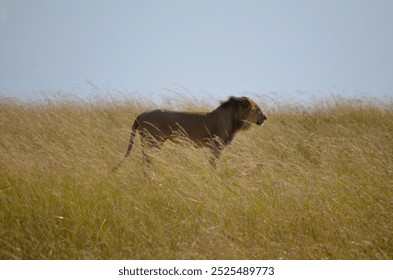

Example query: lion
[115,96,267,169]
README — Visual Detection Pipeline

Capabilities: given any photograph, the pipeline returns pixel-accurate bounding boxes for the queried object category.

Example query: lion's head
[222,96,267,130]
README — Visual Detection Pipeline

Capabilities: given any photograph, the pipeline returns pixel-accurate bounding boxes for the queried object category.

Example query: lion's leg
[209,141,224,167]
[209,154,219,167]
[142,150,153,165]
[140,130,165,165]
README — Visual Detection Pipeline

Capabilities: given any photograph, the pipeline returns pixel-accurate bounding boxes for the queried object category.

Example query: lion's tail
[125,118,139,157]
[112,118,139,172]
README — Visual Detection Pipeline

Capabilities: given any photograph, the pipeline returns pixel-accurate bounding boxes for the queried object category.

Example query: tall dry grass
[0,94,392,259]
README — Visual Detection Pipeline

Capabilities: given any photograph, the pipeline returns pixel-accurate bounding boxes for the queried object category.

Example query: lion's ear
[241,98,252,109]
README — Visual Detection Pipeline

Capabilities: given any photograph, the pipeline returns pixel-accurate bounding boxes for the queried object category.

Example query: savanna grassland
[0,94,392,260]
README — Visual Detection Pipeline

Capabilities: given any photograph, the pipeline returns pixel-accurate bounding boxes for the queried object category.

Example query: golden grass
[0,94,392,259]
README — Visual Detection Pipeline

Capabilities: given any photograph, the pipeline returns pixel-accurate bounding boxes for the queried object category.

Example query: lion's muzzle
[257,114,267,126]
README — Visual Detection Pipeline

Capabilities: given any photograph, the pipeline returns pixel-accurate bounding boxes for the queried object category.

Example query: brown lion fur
[115,96,267,169]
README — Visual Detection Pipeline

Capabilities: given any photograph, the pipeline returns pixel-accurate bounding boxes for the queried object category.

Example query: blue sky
[1,0,393,102]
